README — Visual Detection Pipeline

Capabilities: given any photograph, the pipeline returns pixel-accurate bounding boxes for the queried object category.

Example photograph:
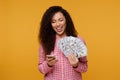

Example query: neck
[56,33,66,39]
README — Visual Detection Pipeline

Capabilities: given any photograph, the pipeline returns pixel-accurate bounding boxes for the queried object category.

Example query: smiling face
[51,12,67,38]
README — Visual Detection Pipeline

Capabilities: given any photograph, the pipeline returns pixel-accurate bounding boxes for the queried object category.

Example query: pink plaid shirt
[38,35,88,80]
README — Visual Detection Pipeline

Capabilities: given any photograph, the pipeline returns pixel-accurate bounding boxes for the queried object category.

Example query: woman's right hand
[46,55,58,67]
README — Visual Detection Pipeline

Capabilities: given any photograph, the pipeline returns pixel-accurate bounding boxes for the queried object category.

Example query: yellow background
[0,0,120,80]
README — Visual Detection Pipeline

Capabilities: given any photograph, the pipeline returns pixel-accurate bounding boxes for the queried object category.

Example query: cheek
[51,23,56,28]
[51,24,57,31]
[63,22,66,28]
[62,20,66,26]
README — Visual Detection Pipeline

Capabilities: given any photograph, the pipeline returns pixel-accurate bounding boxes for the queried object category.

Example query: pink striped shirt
[38,35,88,80]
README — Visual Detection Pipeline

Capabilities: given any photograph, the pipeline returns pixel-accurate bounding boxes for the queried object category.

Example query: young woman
[38,6,88,80]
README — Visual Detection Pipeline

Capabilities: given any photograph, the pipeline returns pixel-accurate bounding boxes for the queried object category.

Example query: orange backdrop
[0,0,120,80]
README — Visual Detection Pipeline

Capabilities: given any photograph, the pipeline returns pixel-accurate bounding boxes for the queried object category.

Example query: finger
[68,53,79,66]
[68,53,75,61]
[68,54,74,64]
[46,57,56,62]
[70,53,78,62]
[67,54,72,61]
[48,59,58,65]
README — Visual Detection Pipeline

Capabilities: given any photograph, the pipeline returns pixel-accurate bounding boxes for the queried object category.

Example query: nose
[56,21,60,26]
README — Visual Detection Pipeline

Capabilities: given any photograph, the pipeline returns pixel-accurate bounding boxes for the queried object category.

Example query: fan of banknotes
[58,36,87,58]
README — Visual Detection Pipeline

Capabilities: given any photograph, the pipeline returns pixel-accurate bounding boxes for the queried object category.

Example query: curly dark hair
[39,6,78,55]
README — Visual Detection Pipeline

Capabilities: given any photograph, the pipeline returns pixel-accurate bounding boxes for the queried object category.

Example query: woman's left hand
[67,53,79,68]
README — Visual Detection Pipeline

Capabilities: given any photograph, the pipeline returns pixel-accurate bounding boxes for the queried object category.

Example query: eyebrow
[52,17,64,21]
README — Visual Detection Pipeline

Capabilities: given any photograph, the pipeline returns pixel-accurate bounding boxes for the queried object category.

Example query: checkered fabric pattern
[38,35,88,80]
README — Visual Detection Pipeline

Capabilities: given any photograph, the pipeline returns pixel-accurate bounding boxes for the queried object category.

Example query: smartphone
[46,55,55,59]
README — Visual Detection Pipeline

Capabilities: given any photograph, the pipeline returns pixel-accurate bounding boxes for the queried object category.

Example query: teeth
[56,27,62,31]
[56,27,62,29]
[56,27,62,32]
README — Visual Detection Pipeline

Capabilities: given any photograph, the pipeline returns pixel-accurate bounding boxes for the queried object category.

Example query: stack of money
[58,36,87,58]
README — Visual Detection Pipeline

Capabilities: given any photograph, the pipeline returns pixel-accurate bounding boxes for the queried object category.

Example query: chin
[57,33,66,37]
[56,32,63,35]
[57,33,62,36]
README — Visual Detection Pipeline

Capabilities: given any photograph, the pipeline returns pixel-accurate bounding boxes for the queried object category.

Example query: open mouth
[56,27,63,32]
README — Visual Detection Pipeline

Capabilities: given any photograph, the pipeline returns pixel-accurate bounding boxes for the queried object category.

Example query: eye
[51,20,56,23]
[59,19,63,21]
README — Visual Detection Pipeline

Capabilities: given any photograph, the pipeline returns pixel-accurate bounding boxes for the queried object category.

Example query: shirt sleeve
[73,56,88,73]
[38,44,53,74]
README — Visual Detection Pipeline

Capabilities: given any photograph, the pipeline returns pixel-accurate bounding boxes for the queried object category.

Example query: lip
[56,29,62,32]
[56,27,62,32]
